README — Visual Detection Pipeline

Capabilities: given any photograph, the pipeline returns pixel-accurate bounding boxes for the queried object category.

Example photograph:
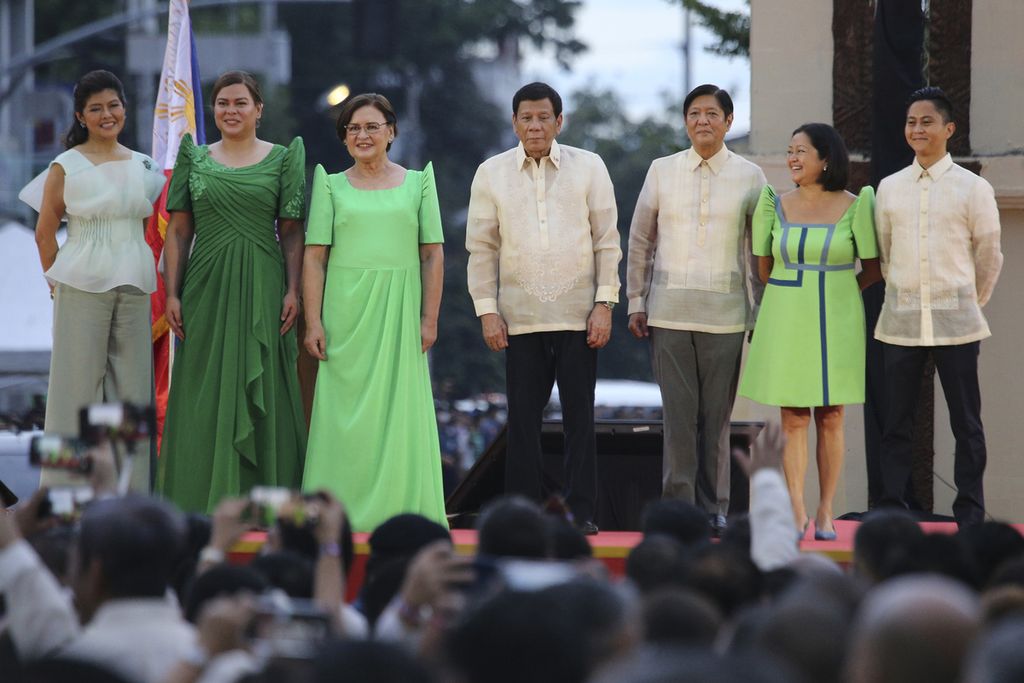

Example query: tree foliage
[669,0,750,58]
[33,0,125,82]
[559,87,687,383]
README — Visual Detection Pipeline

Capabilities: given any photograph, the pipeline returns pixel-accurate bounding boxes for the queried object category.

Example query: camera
[247,486,293,528]
[249,593,332,662]
[78,403,155,448]
[29,435,91,474]
[36,486,94,521]
[246,487,324,529]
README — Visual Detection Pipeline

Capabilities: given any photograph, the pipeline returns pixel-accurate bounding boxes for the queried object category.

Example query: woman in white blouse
[20,70,165,489]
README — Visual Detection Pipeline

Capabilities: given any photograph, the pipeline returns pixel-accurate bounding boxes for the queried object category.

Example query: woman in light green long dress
[159,72,307,513]
[739,123,880,540]
[301,93,447,532]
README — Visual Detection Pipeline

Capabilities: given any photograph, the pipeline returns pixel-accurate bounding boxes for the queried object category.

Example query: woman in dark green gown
[159,71,306,512]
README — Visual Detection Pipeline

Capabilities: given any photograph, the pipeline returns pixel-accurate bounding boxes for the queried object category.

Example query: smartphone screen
[44,486,93,521]
[250,596,331,661]
[249,486,293,527]
[29,436,90,473]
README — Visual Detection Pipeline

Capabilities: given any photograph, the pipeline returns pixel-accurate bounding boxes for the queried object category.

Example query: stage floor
[232,520,1023,600]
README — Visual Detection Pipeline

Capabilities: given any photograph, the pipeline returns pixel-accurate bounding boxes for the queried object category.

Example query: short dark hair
[907,86,954,123]
[684,83,734,119]
[335,92,398,151]
[183,563,268,623]
[250,550,315,599]
[77,495,186,599]
[477,496,550,560]
[853,509,924,583]
[791,122,850,192]
[641,499,712,548]
[65,70,127,149]
[513,82,563,118]
[957,522,1024,587]
[211,70,264,106]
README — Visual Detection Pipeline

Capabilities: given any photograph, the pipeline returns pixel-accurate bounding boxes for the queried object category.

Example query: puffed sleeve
[851,185,879,259]
[166,134,194,213]
[17,151,79,215]
[278,136,307,220]
[304,164,334,246]
[17,168,51,214]
[751,184,776,257]
[418,162,444,244]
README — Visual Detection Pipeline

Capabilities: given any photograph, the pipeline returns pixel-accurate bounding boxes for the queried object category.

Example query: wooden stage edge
[232,520,1024,600]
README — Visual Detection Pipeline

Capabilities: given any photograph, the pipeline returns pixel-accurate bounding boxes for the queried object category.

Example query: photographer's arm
[0,491,80,660]
[747,422,800,570]
[375,540,474,646]
[310,492,346,635]
[197,498,250,575]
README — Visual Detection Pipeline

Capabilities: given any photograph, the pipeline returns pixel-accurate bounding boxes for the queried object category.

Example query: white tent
[0,221,56,351]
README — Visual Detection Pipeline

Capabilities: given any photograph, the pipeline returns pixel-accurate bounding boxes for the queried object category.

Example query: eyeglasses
[344,122,389,136]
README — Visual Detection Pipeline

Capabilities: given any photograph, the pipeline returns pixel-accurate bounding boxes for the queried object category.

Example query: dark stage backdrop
[446,420,763,531]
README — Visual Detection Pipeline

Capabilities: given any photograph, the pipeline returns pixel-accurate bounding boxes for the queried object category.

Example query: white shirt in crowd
[0,540,196,682]
[875,153,1003,346]
[466,140,621,335]
[626,145,766,333]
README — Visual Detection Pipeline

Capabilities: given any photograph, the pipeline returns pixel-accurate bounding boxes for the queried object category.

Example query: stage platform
[231,520,1024,599]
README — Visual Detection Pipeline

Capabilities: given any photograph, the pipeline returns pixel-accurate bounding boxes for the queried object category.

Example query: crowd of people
[2,436,1024,683]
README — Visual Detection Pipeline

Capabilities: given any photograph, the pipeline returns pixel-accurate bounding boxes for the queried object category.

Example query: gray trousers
[651,327,744,515]
[42,283,154,491]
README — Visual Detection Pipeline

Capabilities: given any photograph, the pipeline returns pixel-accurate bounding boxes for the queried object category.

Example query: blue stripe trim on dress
[818,269,830,406]
[770,194,850,404]
[768,224,805,287]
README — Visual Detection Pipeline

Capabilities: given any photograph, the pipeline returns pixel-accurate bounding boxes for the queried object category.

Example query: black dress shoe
[578,520,599,536]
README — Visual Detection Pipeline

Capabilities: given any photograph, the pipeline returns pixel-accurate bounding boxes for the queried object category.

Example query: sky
[521,0,751,135]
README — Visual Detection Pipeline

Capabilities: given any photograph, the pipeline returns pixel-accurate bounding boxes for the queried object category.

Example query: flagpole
[147,0,205,452]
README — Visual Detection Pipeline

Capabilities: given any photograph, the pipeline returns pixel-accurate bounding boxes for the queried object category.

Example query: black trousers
[505,331,597,523]
[879,341,987,526]
[862,281,887,508]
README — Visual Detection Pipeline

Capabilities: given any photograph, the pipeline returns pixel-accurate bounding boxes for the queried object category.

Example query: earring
[79,121,86,128]
[823,164,828,171]
[256,118,262,128]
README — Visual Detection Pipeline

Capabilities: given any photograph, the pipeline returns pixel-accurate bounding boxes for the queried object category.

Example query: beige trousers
[42,283,154,492]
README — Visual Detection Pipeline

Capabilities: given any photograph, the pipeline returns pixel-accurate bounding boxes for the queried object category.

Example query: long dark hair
[64,70,128,149]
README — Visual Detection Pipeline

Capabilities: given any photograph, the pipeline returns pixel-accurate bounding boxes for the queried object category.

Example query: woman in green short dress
[301,93,447,532]
[159,72,307,513]
[739,123,880,540]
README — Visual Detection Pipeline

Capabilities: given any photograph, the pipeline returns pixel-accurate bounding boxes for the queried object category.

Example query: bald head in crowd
[846,575,980,683]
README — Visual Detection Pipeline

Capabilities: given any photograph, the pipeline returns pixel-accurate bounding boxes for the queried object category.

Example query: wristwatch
[320,541,342,558]
[597,301,615,311]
